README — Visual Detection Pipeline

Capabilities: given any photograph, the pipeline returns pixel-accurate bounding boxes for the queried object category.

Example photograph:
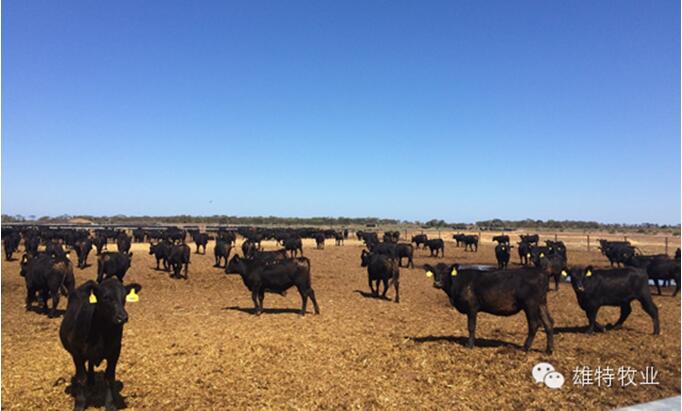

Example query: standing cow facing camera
[495,243,512,269]
[60,279,142,411]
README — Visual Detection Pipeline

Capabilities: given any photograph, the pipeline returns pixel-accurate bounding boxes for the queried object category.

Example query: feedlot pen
[1,235,680,410]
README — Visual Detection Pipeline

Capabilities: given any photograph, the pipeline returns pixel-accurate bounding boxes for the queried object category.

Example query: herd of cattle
[1,225,680,410]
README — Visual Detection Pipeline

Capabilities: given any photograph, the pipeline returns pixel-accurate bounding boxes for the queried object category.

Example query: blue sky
[2,1,680,224]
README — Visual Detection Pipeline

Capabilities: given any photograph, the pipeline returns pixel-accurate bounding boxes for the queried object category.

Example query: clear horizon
[2,1,680,224]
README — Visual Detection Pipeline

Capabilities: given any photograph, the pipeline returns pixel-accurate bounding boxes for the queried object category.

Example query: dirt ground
[1,234,680,410]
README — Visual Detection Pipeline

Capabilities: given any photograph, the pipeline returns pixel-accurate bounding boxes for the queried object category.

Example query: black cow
[520,234,539,245]
[529,246,551,267]
[492,235,510,245]
[411,234,428,249]
[226,255,320,315]
[214,239,232,268]
[368,242,398,259]
[20,253,75,317]
[425,239,444,257]
[452,234,465,247]
[97,252,133,283]
[538,254,566,291]
[24,234,40,256]
[3,231,21,260]
[360,250,400,302]
[284,237,303,258]
[247,249,288,266]
[626,255,680,296]
[396,243,414,268]
[565,266,659,335]
[73,238,93,269]
[192,232,209,254]
[168,244,190,279]
[60,279,142,411]
[598,240,635,267]
[218,230,237,246]
[425,263,553,353]
[93,235,107,255]
[518,241,532,265]
[334,232,344,246]
[149,241,171,271]
[676,248,681,261]
[545,240,567,260]
[132,228,146,243]
[461,235,479,252]
[494,244,512,269]
[116,234,131,254]
[314,233,325,249]
[241,240,259,258]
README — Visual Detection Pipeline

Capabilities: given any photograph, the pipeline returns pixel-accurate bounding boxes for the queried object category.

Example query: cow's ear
[81,281,100,303]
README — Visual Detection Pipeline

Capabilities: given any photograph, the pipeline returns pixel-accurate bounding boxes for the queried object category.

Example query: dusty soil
[1,235,680,410]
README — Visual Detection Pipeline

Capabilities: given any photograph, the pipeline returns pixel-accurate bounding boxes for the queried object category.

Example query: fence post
[554,233,558,241]
[438,229,441,239]
[665,237,668,255]
[587,234,590,252]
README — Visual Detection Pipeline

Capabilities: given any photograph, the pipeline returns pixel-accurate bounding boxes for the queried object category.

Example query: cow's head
[84,279,142,325]
[360,249,372,267]
[568,266,593,292]
[424,263,458,289]
[226,254,244,274]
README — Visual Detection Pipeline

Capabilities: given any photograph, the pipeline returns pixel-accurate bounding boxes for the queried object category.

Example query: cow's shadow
[353,290,392,301]
[408,335,522,350]
[553,325,591,334]
[223,306,302,315]
[26,306,66,318]
[64,374,127,409]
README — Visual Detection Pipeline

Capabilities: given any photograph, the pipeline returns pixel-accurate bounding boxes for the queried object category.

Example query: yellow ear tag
[526,253,531,258]
[586,270,592,277]
[451,268,458,276]
[425,271,433,278]
[126,289,139,303]
[561,270,568,277]
[540,253,544,258]
[89,291,97,304]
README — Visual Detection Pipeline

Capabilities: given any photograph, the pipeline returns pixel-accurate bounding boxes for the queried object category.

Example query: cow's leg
[298,286,307,315]
[586,307,604,333]
[654,278,662,295]
[87,361,95,386]
[40,290,50,313]
[381,278,389,298]
[673,275,680,297]
[49,289,60,318]
[554,273,560,291]
[539,304,554,354]
[252,290,262,315]
[408,257,414,269]
[26,287,36,311]
[523,309,540,352]
[184,262,189,279]
[104,352,120,411]
[638,295,660,335]
[466,313,477,348]
[308,288,320,314]
[72,355,88,411]
[611,302,632,330]
[258,290,265,312]
[369,278,377,296]
[393,278,400,303]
